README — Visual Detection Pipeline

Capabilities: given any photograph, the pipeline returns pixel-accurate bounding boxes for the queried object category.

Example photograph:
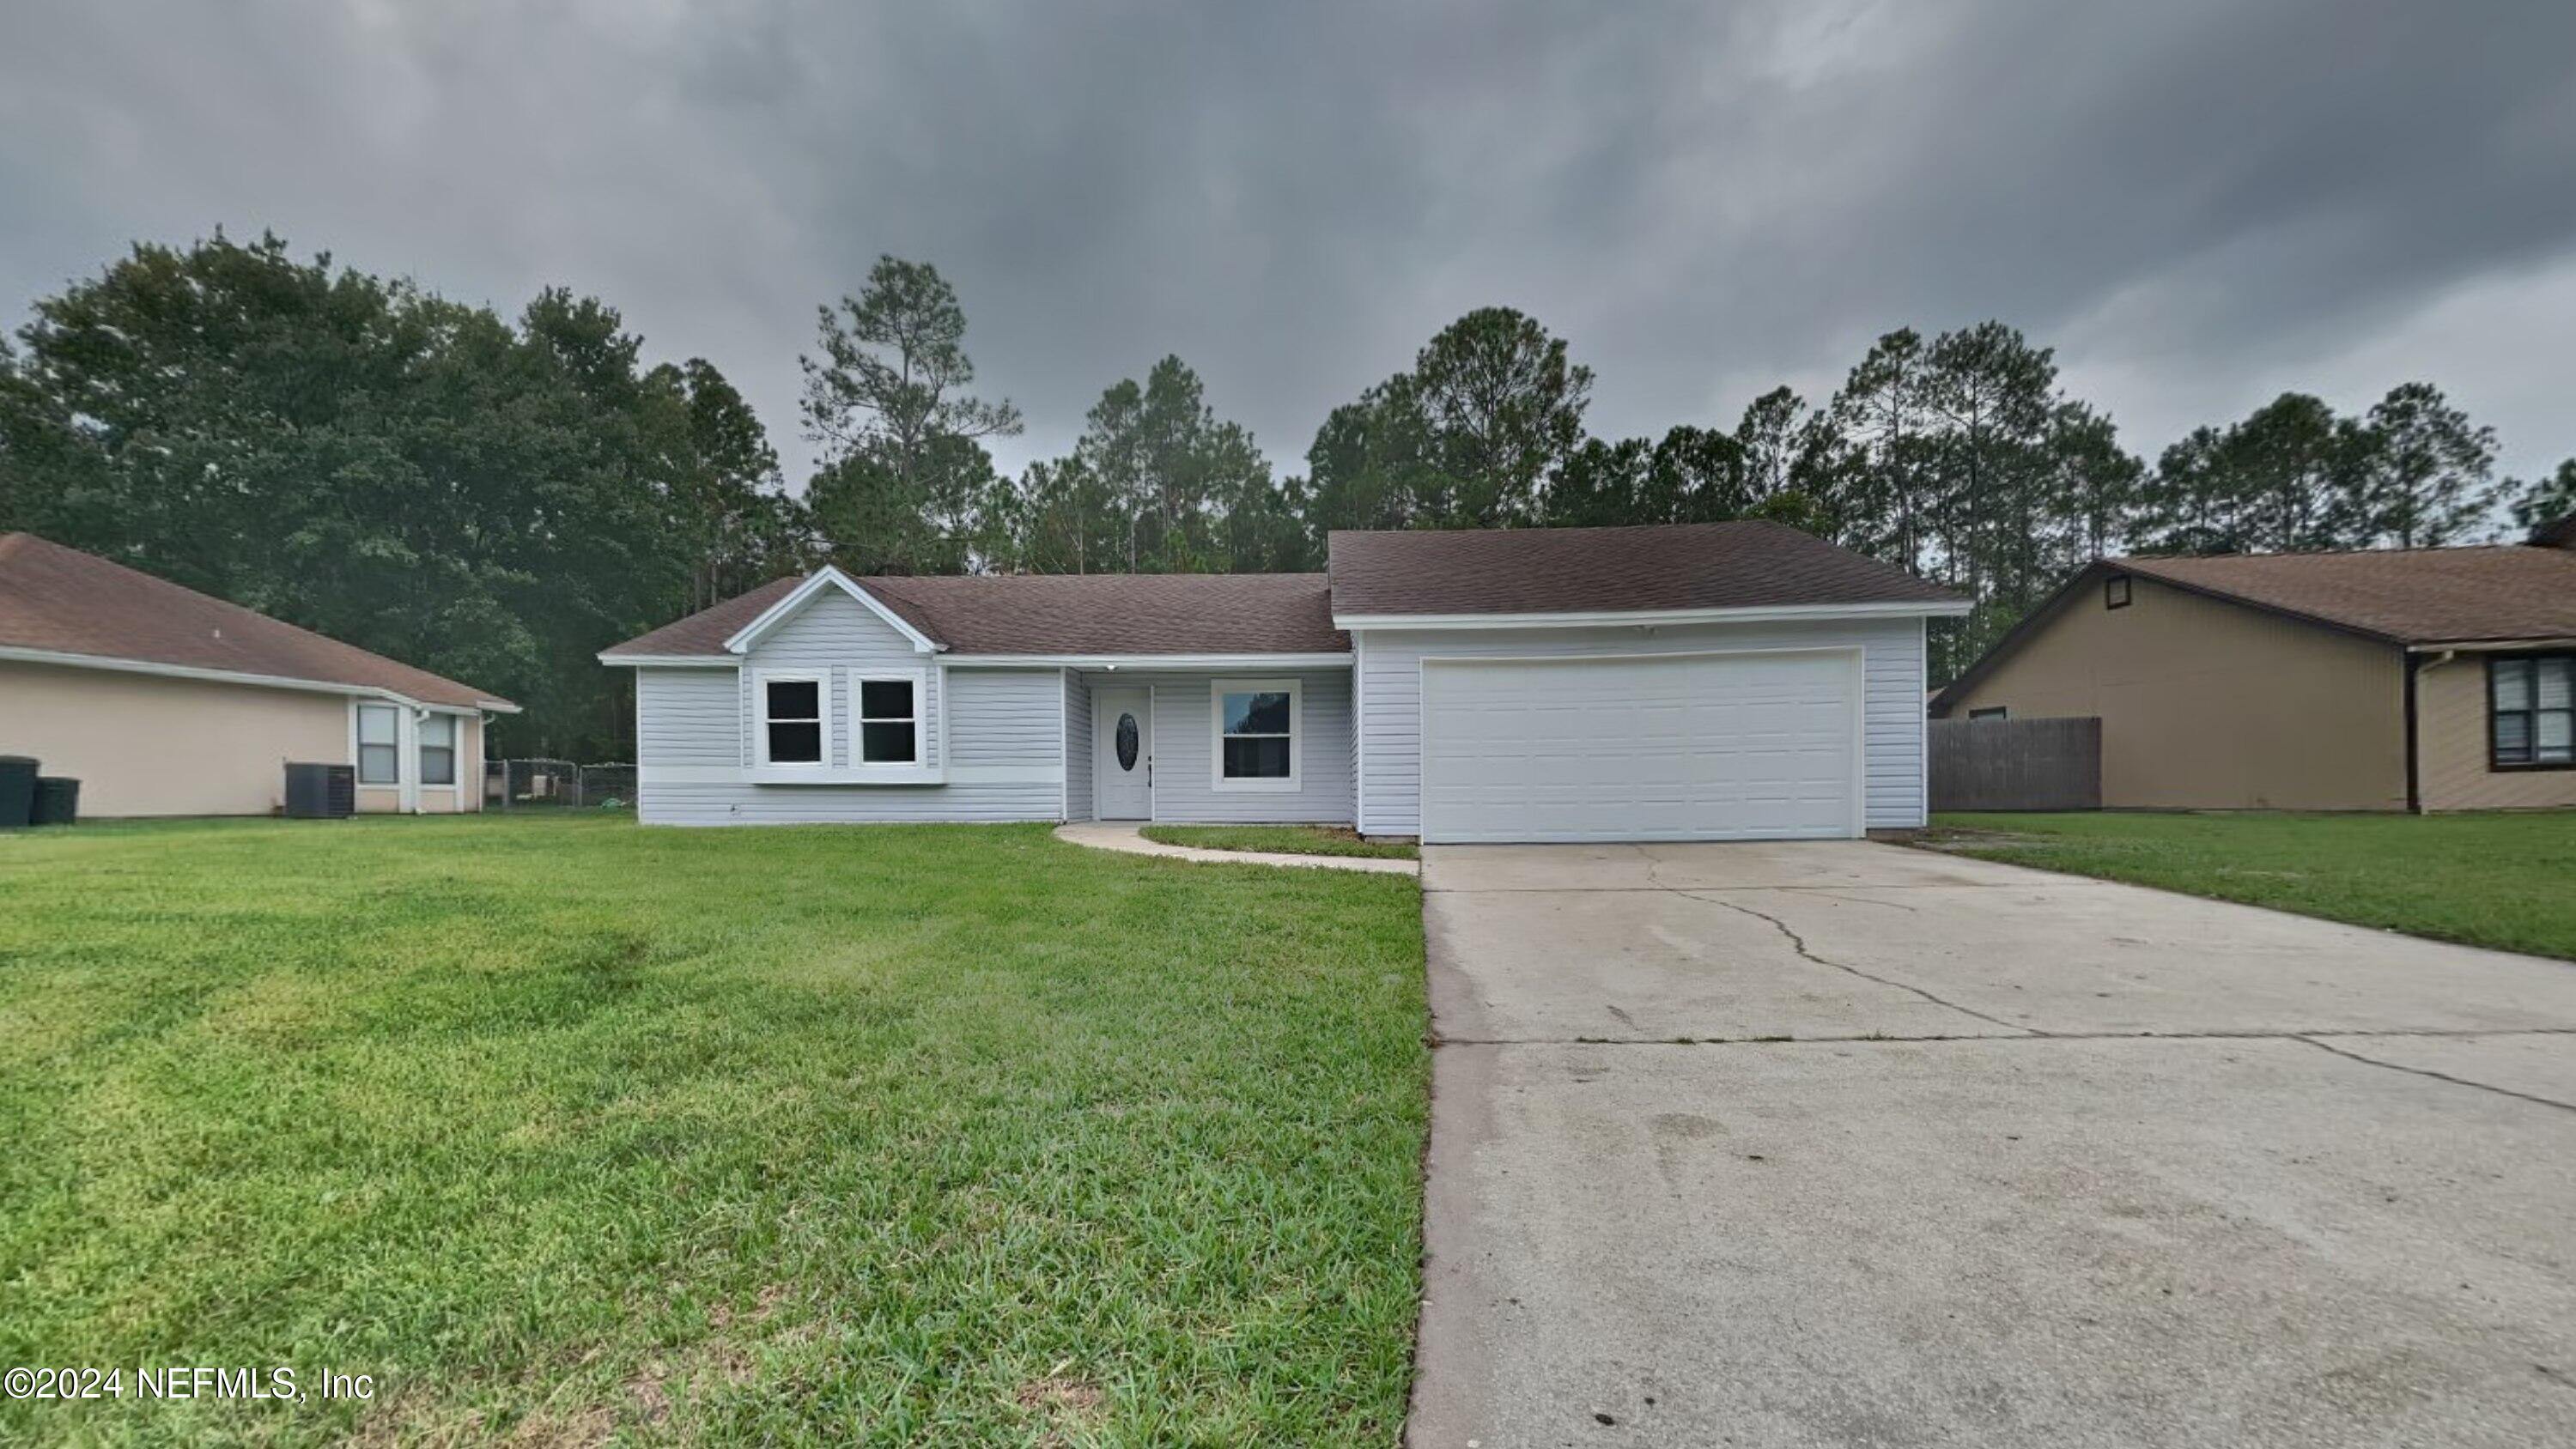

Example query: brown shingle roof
[1326,521,1962,616]
[2117,546,2576,644]
[600,574,805,658]
[601,570,1346,658]
[0,533,514,709]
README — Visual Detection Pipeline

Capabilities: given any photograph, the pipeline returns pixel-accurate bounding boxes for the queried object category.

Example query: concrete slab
[1707,880,2576,1038]
[1052,821,1418,875]
[1414,1037,2576,1449]
[1423,885,2012,1043]
[2312,1032,2576,1111]
[1409,839,2576,1448]
[1423,839,2050,894]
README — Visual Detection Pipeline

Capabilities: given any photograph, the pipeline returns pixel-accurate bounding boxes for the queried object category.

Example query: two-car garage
[1415,648,1865,844]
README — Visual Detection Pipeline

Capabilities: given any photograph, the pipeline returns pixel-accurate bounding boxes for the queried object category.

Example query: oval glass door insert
[1115,713,1140,770]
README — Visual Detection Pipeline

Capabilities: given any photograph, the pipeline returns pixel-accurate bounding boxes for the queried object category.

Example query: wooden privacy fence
[1929,717,2101,812]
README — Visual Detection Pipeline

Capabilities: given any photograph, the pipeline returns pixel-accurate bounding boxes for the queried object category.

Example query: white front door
[1094,687,1152,820]
[1419,649,1862,843]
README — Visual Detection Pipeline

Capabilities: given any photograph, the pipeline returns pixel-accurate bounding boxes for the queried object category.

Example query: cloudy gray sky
[6,0,2574,491]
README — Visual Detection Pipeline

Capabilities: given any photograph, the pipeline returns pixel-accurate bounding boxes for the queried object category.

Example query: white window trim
[417,712,459,790]
[1210,676,1301,794]
[847,669,927,769]
[753,669,832,769]
[353,700,404,788]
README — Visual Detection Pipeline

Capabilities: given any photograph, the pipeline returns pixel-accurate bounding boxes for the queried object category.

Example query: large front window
[2491,655,2574,769]
[1212,678,1298,791]
[355,703,400,785]
[759,673,827,766]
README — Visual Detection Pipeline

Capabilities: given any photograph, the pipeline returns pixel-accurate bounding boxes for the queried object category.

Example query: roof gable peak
[720,566,944,656]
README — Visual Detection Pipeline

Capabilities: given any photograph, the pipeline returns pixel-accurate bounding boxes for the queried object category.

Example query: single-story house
[0,532,517,816]
[1929,527,2576,813]
[601,521,1969,842]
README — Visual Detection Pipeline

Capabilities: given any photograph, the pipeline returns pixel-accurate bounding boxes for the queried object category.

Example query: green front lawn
[0,815,1426,1446]
[1139,824,1419,860]
[1923,811,2576,961]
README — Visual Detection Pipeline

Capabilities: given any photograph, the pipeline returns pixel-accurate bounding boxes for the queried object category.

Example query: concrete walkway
[1052,821,1419,876]
[1410,839,2576,1448]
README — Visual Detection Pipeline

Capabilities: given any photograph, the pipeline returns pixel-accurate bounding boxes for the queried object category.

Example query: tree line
[4,234,2569,756]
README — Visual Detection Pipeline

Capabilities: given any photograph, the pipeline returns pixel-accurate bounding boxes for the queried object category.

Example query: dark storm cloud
[5,0,2573,488]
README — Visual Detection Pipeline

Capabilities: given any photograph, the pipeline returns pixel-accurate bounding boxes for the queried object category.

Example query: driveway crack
[1675,888,2044,1037]
[2293,1035,2576,1114]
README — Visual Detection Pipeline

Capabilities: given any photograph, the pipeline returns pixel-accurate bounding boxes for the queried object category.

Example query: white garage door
[1419,649,1861,844]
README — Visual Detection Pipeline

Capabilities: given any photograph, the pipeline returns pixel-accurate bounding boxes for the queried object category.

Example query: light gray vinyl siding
[1145,670,1355,825]
[735,588,942,770]
[1353,617,1931,835]
[1063,670,1092,819]
[636,667,741,768]
[641,667,1064,825]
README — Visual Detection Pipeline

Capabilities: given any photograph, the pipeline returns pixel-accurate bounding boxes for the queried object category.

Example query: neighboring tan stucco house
[1931,530,2576,813]
[0,533,517,817]
[603,522,1970,841]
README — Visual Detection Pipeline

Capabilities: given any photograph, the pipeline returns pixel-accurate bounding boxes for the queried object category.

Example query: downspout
[2403,654,2421,815]
[409,705,429,815]
[2405,649,2455,815]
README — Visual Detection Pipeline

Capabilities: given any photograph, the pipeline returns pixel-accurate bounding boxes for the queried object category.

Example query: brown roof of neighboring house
[0,532,515,710]
[1326,520,1963,617]
[2115,546,2576,646]
[601,570,1347,658]
[1930,543,2576,715]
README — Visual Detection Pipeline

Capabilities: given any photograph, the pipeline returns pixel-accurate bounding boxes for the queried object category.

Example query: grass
[0,815,1427,1446]
[1137,826,1418,861]
[1922,810,2576,961]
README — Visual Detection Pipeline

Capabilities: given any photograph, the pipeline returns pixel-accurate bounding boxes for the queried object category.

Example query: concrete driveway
[1408,840,2576,1449]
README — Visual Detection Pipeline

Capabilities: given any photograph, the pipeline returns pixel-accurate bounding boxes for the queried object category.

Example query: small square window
[1968,706,2008,721]
[1213,680,1298,791]
[2489,654,2576,770]
[2104,575,2132,609]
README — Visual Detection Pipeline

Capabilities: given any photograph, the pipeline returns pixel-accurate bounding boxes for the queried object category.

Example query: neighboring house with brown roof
[1929,528,2576,813]
[0,533,517,817]
[602,521,1969,841]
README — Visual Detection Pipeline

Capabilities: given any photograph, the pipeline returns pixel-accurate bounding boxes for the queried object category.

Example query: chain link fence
[484,760,637,811]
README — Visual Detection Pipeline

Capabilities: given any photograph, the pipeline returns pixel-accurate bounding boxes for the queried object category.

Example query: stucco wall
[2415,655,2576,812]
[1940,576,2407,810]
[0,659,349,816]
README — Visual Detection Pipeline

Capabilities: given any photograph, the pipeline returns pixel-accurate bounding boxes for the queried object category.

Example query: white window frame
[1210,676,1301,794]
[753,669,831,768]
[355,701,404,785]
[417,712,459,786]
[848,670,927,769]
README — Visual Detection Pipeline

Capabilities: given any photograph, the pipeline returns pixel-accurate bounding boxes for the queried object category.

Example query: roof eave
[943,651,1354,669]
[0,642,500,712]
[598,652,736,667]
[1334,598,1971,631]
